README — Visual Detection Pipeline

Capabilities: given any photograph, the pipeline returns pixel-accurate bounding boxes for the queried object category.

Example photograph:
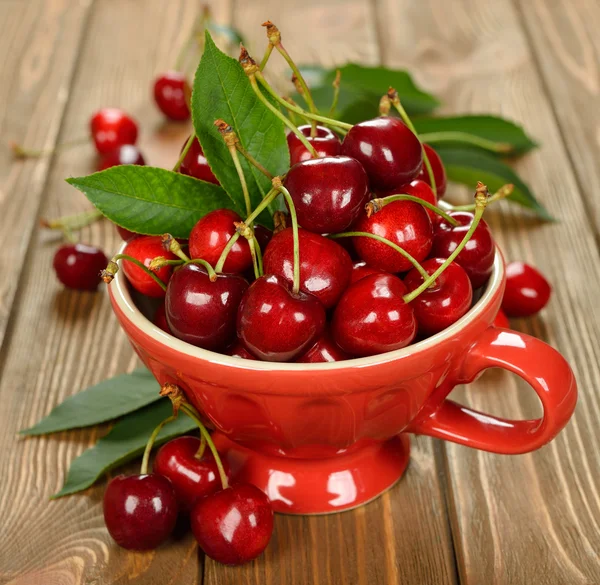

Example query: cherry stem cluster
[367,194,458,226]
[172,133,196,173]
[141,415,177,475]
[103,254,167,291]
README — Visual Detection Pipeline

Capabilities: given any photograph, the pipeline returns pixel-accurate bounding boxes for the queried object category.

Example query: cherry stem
[140,415,177,475]
[148,257,185,271]
[180,403,228,490]
[402,183,489,304]
[418,131,513,155]
[283,97,303,126]
[367,194,459,226]
[104,254,167,291]
[448,183,514,211]
[236,144,274,179]
[40,209,104,242]
[162,234,190,262]
[253,235,264,275]
[195,434,207,459]
[259,43,274,71]
[275,185,300,293]
[175,6,210,71]
[247,236,261,279]
[328,70,342,117]
[186,258,218,281]
[10,137,89,159]
[172,133,195,173]
[388,88,436,194]
[230,146,252,216]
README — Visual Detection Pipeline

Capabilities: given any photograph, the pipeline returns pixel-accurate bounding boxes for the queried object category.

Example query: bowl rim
[110,247,504,371]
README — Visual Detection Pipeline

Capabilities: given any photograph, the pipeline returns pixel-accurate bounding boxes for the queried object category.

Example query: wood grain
[375,0,600,583]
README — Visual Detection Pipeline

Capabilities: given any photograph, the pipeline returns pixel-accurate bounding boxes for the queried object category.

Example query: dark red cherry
[403,258,473,336]
[332,273,417,356]
[115,224,137,241]
[493,309,510,329]
[189,209,252,274]
[353,200,433,273]
[341,117,422,190]
[287,124,341,165]
[350,260,386,285]
[253,225,273,251]
[296,330,350,363]
[153,71,191,121]
[52,243,107,291]
[179,136,219,184]
[237,274,326,362]
[98,144,145,171]
[263,228,352,309]
[153,303,171,333]
[103,474,178,550]
[431,211,495,289]
[502,261,551,317]
[122,236,177,298]
[416,144,447,198]
[166,264,248,351]
[153,437,227,511]
[90,108,138,155]
[191,483,273,565]
[227,341,257,360]
[378,179,438,223]
[283,156,369,234]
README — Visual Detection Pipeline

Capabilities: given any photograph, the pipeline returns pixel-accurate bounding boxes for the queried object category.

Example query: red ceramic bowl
[109,251,577,515]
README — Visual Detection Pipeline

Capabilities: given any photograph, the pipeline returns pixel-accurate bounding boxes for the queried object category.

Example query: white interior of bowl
[111,246,504,370]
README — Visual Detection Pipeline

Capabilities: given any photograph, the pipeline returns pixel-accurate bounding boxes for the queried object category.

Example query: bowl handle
[406,327,577,454]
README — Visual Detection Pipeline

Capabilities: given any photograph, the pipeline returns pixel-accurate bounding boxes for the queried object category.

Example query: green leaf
[52,400,196,498]
[21,369,161,436]
[192,32,289,225]
[435,147,553,220]
[413,115,538,156]
[67,166,240,238]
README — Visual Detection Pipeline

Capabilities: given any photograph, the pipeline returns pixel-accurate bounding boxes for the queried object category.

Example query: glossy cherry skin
[53,243,107,291]
[116,224,137,241]
[431,211,495,289]
[296,330,350,363]
[350,260,386,284]
[353,200,433,273]
[341,117,422,190]
[103,474,178,550]
[416,144,447,198]
[332,273,417,357]
[189,209,252,274]
[227,341,257,360]
[493,308,510,329]
[263,228,352,309]
[90,108,138,155]
[502,261,551,317]
[122,236,177,298]
[98,144,145,171]
[237,274,326,362]
[179,136,219,184]
[403,258,473,336]
[287,124,341,165]
[283,156,370,234]
[153,71,191,120]
[190,483,273,565]
[154,437,227,511]
[153,303,171,333]
[166,264,248,351]
[378,179,438,223]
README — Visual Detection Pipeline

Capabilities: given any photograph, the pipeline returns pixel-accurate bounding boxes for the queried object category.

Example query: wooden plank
[375,0,600,583]
[0,0,93,357]
[202,1,458,584]
[515,0,600,238]
[0,1,231,582]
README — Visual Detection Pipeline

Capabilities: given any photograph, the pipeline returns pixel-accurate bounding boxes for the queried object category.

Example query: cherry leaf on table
[435,147,553,220]
[20,368,161,436]
[67,166,241,238]
[192,32,289,226]
[52,400,196,498]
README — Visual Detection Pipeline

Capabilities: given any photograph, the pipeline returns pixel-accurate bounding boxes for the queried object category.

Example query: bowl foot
[212,433,410,515]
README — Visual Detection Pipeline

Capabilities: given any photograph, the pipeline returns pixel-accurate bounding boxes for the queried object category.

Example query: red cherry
[166,264,248,351]
[432,211,495,289]
[115,224,138,241]
[189,209,252,274]
[416,144,447,198]
[237,274,326,362]
[153,303,171,333]
[98,144,145,171]
[283,156,370,234]
[90,108,138,155]
[254,225,273,251]
[122,236,177,298]
[502,261,551,317]
[52,243,107,291]
[154,437,227,511]
[350,260,386,284]
[227,341,257,360]
[403,258,473,336]
[296,330,350,363]
[287,124,341,165]
[353,200,433,273]
[493,309,510,329]
[263,228,352,309]
[153,71,191,121]
[190,483,273,565]
[179,136,219,184]
[378,179,438,223]
[103,474,178,550]
[341,117,422,190]
[332,273,417,356]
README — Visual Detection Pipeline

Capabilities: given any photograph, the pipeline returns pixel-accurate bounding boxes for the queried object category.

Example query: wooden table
[1,1,599,583]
